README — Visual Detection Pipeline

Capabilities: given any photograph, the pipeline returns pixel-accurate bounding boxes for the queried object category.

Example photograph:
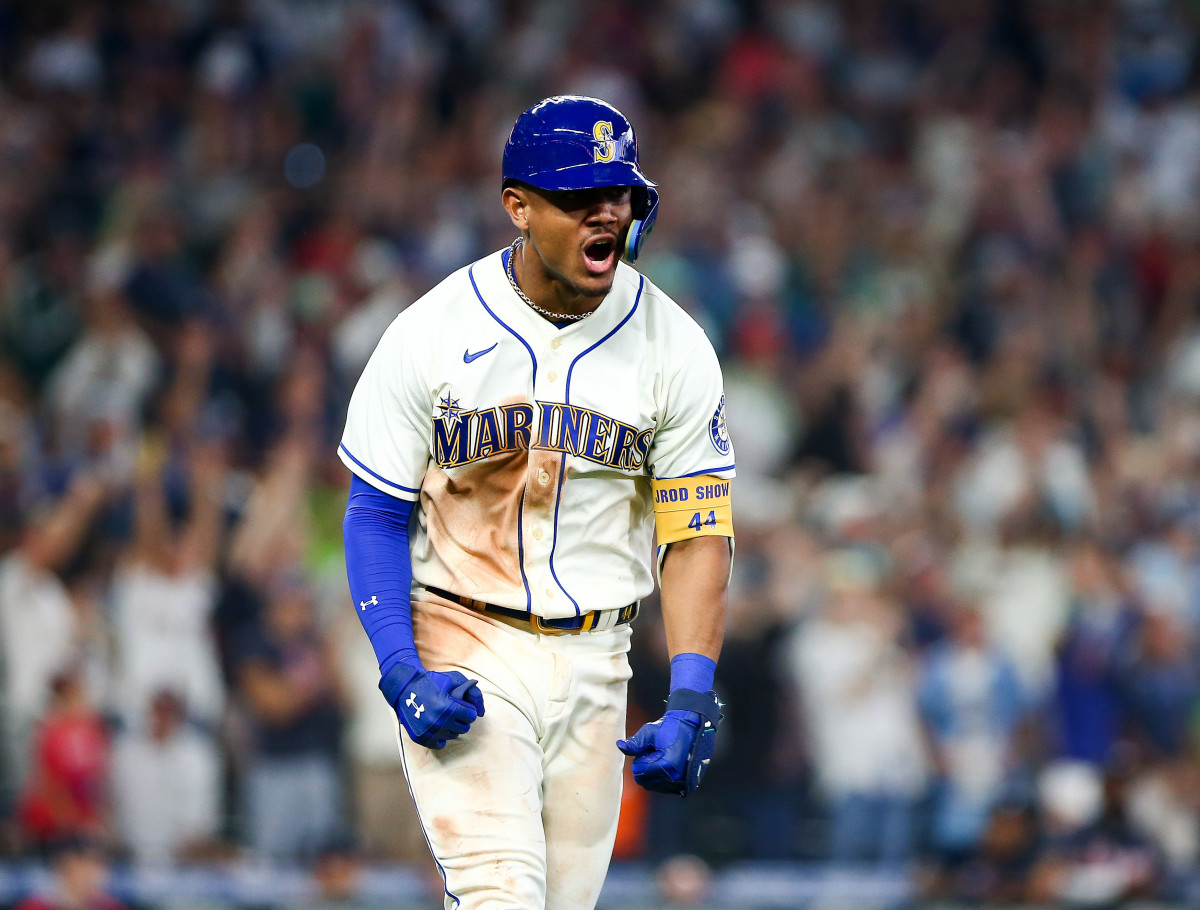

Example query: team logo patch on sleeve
[709,395,730,456]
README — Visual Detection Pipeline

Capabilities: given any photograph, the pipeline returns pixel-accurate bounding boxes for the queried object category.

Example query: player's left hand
[617,689,722,797]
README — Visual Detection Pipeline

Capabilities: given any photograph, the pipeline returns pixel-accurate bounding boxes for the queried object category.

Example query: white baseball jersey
[339,247,735,618]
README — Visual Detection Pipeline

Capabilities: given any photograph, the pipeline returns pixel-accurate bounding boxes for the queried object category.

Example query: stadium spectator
[43,247,159,460]
[935,799,1044,904]
[233,571,347,861]
[0,474,110,795]
[786,550,927,865]
[1118,610,1199,759]
[1125,754,1200,874]
[1031,761,1159,904]
[17,671,109,850]
[919,605,1027,862]
[110,689,221,867]
[1054,539,1139,765]
[110,428,226,734]
[13,836,126,910]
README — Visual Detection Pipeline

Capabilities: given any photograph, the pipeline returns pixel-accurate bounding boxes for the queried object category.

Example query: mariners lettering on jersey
[432,398,653,471]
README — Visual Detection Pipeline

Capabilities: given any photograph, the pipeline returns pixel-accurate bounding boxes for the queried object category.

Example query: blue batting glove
[617,689,722,797]
[379,660,485,750]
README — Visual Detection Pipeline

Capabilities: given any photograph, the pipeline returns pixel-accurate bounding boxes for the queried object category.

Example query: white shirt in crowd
[0,552,101,786]
[112,565,225,730]
[112,724,221,865]
[789,612,928,798]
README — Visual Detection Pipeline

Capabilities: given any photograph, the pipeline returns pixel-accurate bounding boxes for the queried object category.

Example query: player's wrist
[668,652,716,694]
[664,687,722,726]
[380,649,423,680]
[378,658,423,707]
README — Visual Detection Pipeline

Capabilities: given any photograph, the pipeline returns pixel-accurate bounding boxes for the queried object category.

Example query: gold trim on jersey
[652,474,734,544]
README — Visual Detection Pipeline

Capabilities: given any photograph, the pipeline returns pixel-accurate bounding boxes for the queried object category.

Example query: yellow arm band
[652,474,734,545]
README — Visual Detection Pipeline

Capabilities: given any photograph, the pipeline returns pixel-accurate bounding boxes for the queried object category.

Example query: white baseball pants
[399,596,633,910]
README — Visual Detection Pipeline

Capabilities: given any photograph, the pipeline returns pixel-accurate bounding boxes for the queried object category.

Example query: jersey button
[547,371,558,382]
[532,528,543,540]
[545,588,555,598]
[551,338,562,350]
[538,470,550,484]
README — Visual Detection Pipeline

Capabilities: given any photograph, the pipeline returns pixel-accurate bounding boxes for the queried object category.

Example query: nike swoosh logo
[463,343,498,363]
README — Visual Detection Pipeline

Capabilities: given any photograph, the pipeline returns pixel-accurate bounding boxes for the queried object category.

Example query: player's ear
[502,185,530,232]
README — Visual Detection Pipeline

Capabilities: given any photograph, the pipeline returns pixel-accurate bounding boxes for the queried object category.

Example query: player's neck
[512,240,603,321]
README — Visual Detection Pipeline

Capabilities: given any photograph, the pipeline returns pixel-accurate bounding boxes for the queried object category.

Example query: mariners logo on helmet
[502,95,660,262]
[593,121,616,163]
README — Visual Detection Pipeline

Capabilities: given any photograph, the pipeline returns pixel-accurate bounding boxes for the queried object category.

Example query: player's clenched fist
[617,689,723,797]
[380,661,485,750]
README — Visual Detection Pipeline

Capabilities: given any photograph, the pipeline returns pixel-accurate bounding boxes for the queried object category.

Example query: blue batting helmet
[502,95,660,262]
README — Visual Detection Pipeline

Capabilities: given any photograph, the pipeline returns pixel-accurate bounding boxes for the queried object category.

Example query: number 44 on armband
[687,511,718,532]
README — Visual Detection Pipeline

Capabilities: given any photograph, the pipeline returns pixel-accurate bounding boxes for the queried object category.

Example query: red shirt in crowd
[19,707,110,842]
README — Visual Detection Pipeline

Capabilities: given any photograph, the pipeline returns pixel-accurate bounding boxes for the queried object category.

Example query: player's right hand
[379,661,485,750]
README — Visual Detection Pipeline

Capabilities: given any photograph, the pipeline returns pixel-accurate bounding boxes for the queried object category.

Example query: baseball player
[340,95,734,910]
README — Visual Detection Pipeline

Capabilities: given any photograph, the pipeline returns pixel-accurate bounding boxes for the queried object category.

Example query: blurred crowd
[2,0,1200,904]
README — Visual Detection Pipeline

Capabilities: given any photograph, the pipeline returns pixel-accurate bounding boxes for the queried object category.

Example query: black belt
[424,586,638,635]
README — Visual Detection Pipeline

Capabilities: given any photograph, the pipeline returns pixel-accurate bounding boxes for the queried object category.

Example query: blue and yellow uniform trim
[652,474,734,545]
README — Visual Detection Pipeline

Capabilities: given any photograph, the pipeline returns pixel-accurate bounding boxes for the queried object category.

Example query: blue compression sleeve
[670,652,716,693]
[343,475,420,676]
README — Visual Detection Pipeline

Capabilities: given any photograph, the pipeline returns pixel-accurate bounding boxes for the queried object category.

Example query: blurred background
[2,0,1200,907]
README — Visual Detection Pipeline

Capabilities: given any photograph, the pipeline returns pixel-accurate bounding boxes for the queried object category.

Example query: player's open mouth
[583,235,617,275]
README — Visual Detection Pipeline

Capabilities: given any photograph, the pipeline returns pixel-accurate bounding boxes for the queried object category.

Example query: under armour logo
[405,693,424,718]
[359,596,378,610]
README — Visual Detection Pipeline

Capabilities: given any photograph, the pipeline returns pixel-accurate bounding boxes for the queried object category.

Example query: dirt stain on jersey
[422,447,529,593]
[421,397,564,596]
[430,815,461,853]
[524,449,562,513]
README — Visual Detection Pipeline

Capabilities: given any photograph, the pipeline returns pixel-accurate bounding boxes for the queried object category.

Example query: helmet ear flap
[624,186,659,263]
[631,185,650,220]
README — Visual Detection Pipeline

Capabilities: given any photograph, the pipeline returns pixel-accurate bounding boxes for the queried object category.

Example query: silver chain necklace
[505,239,594,322]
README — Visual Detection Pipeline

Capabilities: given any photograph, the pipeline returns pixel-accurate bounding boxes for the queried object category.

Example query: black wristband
[665,688,723,727]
